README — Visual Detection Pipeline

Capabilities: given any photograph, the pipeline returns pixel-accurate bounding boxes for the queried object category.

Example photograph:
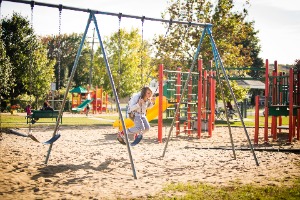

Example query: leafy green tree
[1,12,38,100]
[153,0,263,101]
[41,33,91,90]
[94,28,153,98]
[1,13,57,105]
[0,39,14,97]
[23,44,55,106]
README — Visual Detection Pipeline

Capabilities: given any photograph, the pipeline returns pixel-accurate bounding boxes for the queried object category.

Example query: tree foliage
[1,12,37,99]
[1,13,55,103]
[23,44,55,104]
[152,0,263,101]
[40,33,91,90]
[0,39,14,97]
[94,28,153,98]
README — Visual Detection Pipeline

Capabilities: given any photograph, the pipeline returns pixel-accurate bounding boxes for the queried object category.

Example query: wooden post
[264,59,269,143]
[272,61,278,140]
[254,95,259,144]
[289,68,294,143]
[158,64,164,143]
[297,108,300,140]
[208,71,213,137]
[211,71,216,131]
[176,67,181,136]
[197,60,203,138]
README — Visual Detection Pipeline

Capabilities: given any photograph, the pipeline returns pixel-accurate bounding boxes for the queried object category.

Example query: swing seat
[28,133,61,144]
[130,134,143,146]
[43,134,61,144]
[28,134,40,143]
[117,135,126,145]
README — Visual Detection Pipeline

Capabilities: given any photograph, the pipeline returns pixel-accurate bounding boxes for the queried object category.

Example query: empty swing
[25,2,61,145]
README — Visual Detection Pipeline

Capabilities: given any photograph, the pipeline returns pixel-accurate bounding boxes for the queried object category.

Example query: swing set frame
[2,0,259,180]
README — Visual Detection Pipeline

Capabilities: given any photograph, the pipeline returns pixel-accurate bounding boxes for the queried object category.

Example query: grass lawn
[215,115,289,127]
[0,112,290,129]
[0,113,119,128]
[158,179,300,200]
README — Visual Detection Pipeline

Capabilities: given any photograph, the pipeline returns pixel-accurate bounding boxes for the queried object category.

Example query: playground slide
[72,98,94,112]
[113,96,171,131]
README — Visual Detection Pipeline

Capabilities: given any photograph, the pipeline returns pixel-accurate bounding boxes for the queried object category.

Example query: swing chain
[57,4,63,90]
[0,0,2,22]
[118,13,122,75]
[29,1,34,104]
[30,1,34,29]
[140,16,145,85]
[164,18,173,38]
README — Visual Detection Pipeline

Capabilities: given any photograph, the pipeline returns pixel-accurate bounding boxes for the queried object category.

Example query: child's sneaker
[118,131,124,138]
[117,131,126,145]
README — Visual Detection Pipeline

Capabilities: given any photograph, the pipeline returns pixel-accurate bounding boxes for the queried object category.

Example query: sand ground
[1,124,300,199]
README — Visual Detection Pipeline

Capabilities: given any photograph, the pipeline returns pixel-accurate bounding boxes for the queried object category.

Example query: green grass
[0,114,119,128]
[155,178,300,200]
[1,113,290,129]
[215,115,289,127]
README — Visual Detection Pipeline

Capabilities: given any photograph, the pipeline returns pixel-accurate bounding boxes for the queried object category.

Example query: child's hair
[140,86,152,99]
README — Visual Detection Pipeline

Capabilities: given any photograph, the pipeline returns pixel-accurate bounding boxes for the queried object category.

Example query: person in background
[25,104,32,116]
[25,104,38,124]
[226,101,234,114]
[86,104,90,116]
[41,100,54,111]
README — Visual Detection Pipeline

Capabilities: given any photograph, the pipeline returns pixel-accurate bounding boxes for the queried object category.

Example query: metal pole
[89,28,95,88]
[210,45,236,160]
[2,0,212,27]
[45,13,93,164]
[91,13,137,179]
[162,25,210,157]
[207,28,259,166]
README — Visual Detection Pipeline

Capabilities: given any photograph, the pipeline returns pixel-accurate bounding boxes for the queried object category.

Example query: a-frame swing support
[43,12,138,179]
[162,26,259,167]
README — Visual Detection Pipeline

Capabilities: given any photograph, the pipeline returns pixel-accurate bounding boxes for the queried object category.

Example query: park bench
[26,110,62,124]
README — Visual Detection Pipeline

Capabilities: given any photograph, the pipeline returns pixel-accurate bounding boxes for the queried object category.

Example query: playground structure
[70,86,109,114]
[158,60,216,141]
[113,60,217,143]
[254,59,300,144]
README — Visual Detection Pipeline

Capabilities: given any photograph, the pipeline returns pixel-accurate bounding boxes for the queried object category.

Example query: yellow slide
[113,96,171,131]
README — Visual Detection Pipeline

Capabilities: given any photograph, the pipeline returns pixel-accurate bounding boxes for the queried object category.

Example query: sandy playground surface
[1,124,300,199]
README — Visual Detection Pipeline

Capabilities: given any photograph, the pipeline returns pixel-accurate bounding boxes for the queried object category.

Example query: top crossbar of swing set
[3,0,212,28]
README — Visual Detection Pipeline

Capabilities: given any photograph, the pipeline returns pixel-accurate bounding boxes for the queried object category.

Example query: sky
[1,0,300,65]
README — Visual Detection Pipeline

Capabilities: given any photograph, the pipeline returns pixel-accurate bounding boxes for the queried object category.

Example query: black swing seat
[131,134,143,146]
[117,136,126,145]
[28,134,61,144]
[43,134,61,144]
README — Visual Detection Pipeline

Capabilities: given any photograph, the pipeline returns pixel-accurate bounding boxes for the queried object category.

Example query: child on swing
[117,86,156,145]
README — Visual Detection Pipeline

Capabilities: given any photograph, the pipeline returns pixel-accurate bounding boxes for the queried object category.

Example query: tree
[94,28,153,98]
[23,44,55,105]
[153,0,263,101]
[1,13,57,104]
[41,33,91,90]
[0,39,14,97]
[1,12,38,100]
